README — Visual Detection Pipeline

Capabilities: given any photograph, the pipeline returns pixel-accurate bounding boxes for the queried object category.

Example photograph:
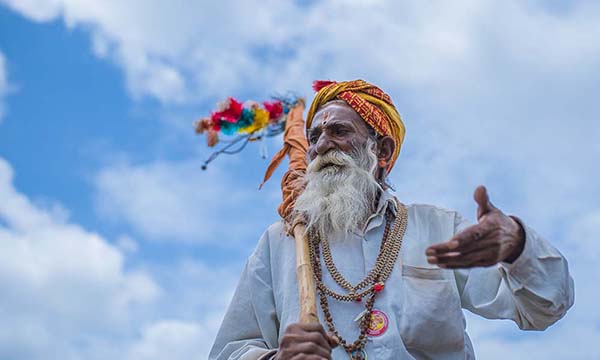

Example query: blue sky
[0,1,599,359]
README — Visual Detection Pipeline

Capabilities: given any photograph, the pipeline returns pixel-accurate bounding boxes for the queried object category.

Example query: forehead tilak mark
[321,111,330,125]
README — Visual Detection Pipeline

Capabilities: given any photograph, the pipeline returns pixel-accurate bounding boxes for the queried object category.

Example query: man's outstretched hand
[426,186,525,269]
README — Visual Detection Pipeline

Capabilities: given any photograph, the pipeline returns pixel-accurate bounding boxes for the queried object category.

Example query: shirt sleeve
[209,230,280,360]
[452,212,575,330]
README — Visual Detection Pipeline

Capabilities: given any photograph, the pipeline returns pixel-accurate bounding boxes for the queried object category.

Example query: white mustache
[308,151,354,173]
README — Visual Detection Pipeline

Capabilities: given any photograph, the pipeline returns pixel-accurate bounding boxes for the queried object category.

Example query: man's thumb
[474,185,495,220]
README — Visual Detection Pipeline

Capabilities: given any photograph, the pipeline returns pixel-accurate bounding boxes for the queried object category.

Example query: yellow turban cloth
[306,79,406,172]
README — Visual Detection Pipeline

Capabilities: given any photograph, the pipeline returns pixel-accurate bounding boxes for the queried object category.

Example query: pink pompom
[211,97,243,123]
[263,100,284,121]
[312,80,337,92]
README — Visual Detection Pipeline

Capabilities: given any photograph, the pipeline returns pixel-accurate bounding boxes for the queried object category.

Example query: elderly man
[209,80,574,360]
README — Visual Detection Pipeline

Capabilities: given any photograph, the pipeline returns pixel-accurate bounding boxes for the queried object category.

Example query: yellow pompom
[240,108,269,134]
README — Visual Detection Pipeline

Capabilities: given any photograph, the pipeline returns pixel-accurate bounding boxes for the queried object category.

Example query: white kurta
[209,191,574,359]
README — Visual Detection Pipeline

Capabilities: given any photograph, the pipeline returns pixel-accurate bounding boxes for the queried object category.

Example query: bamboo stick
[293,223,319,323]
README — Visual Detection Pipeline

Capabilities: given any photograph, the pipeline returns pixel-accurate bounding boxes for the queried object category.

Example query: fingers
[284,324,330,350]
[426,238,460,254]
[280,322,334,360]
[296,322,328,335]
[434,239,500,260]
[427,223,501,267]
[450,223,498,254]
[291,340,331,358]
[474,185,496,220]
[305,332,332,353]
[430,247,500,268]
[427,223,492,256]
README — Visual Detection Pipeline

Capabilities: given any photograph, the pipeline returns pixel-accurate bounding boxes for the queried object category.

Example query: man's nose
[315,133,335,155]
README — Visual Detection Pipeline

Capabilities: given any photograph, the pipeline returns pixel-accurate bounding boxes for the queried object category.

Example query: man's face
[307,101,372,162]
[296,100,381,235]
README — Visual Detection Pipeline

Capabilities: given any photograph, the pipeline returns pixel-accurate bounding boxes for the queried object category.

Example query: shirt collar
[376,188,398,217]
[360,189,397,235]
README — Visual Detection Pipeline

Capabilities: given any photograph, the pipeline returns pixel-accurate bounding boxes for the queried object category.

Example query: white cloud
[126,320,211,360]
[3,0,599,104]
[93,157,281,244]
[126,260,241,359]
[0,0,303,102]
[467,317,600,359]
[116,234,139,253]
[151,258,240,321]
[0,157,160,359]
[0,157,242,359]
[0,0,60,21]
[93,160,213,241]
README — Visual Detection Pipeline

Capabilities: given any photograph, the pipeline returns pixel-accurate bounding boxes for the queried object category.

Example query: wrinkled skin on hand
[275,322,339,360]
[426,186,526,269]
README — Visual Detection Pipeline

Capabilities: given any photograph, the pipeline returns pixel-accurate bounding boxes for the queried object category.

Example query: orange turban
[306,79,406,172]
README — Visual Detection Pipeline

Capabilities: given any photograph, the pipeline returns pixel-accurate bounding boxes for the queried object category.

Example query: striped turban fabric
[306,79,406,172]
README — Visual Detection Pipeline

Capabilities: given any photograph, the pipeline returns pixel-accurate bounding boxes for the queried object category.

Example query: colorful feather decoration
[194,95,301,170]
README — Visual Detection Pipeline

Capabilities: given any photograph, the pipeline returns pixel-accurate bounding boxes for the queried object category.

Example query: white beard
[294,138,382,237]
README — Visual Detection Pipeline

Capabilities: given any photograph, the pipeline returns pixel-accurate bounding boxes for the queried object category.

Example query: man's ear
[377,136,396,168]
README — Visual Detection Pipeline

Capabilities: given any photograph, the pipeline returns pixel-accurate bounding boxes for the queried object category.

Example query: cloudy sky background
[0,0,598,358]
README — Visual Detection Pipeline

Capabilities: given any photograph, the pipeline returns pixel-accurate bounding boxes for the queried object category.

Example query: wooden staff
[293,224,319,323]
[261,100,318,323]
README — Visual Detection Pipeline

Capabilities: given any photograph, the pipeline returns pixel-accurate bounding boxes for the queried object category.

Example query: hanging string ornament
[194,95,301,170]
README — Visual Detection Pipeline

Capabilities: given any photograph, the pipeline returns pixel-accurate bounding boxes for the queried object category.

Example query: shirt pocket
[398,265,465,352]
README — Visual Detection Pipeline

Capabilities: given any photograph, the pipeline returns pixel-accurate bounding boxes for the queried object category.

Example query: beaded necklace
[308,198,407,360]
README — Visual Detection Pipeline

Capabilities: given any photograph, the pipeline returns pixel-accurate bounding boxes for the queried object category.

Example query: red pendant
[373,282,384,292]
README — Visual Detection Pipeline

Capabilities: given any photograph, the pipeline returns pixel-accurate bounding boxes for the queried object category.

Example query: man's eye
[309,134,319,143]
